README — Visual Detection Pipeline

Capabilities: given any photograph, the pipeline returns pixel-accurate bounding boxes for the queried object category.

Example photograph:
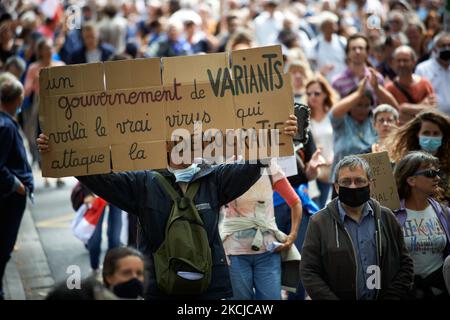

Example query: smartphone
[293,102,310,145]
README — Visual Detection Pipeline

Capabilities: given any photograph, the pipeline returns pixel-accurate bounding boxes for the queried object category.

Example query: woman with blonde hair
[23,37,65,187]
[287,60,313,104]
[304,73,338,208]
[388,110,450,203]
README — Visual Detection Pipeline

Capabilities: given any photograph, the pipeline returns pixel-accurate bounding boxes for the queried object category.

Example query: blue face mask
[15,107,22,116]
[419,135,442,153]
[169,164,200,183]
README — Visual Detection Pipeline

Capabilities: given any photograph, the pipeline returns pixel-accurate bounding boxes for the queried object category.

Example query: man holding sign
[37,45,299,299]
[37,114,297,299]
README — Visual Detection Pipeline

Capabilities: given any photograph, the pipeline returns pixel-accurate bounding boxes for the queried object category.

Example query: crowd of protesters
[1,0,450,300]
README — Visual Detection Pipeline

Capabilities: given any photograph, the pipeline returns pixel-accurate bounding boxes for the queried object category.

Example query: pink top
[222,161,300,255]
[24,60,65,97]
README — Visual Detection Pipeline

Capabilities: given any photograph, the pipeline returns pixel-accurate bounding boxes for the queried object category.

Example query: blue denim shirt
[338,201,377,300]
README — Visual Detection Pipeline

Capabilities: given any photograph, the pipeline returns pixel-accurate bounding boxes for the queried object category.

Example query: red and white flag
[71,197,107,244]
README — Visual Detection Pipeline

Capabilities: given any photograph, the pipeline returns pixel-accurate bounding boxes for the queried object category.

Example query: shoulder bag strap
[393,80,416,103]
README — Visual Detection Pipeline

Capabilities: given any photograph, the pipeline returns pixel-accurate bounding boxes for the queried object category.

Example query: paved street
[32,173,92,285]
[4,168,109,299]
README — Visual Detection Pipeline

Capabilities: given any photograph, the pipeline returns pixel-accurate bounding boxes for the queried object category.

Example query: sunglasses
[412,168,440,178]
[306,91,322,97]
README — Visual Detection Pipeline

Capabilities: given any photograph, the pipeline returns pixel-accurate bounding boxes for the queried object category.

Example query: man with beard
[386,45,436,125]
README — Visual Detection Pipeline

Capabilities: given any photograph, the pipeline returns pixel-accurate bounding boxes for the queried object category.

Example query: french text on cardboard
[39,46,294,177]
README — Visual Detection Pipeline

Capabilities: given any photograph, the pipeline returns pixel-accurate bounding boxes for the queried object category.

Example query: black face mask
[112,278,144,299]
[338,185,371,207]
[438,49,450,61]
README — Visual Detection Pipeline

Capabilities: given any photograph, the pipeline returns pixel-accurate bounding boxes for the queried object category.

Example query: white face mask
[168,163,200,183]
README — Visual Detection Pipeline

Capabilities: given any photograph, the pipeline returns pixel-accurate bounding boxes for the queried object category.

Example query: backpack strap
[438,202,450,223]
[154,172,180,202]
[154,172,200,201]
[185,180,200,200]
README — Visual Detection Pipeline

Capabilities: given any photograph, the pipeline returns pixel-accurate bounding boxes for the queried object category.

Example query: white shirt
[310,115,334,163]
[308,34,347,83]
[253,11,284,46]
[403,205,447,278]
[415,57,450,116]
[98,15,128,53]
[86,48,102,63]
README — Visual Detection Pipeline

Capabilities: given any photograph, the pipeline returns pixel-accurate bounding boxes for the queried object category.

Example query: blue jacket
[0,111,34,197]
[69,43,114,64]
[393,198,450,257]
[77,163,264,299]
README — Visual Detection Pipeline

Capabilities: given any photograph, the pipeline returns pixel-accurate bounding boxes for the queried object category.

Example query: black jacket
[0,111,33,197]
[300,198,414,300]
[77,163,264,299]
[70,43,114,64]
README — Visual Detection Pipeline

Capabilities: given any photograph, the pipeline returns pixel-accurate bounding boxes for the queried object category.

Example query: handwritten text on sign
[358,151,401,210]
[39,45,294,177]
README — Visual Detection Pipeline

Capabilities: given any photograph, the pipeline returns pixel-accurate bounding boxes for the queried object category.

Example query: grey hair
[334,155,373,183]
[0,72,17,86]
[373,104,399,122]
[0,78,24,105]
[433,31,450,48]
[4,56,26,78]
[393,45,417,61]
[388,10,405,22]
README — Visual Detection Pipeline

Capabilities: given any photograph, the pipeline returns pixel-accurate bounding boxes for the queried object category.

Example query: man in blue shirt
[337,199,377,299]
[0,75,34,300]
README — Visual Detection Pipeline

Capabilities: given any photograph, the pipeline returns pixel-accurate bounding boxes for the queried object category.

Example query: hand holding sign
[39,46,295,177]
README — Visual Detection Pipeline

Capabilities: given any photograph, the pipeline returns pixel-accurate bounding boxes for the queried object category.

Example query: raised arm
[331,76,368,118]
[76,171,147,215]
[37,133,146,214]
[215,114,298,206]
[369,68,399,108]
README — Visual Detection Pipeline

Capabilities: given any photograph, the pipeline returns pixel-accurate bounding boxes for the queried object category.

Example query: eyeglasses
[375,117,395,125]
[306,91,322,97]
[412,168,440,178]
[337,177,369,188]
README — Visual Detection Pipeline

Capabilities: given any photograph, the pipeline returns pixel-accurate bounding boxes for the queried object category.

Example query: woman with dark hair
[393,151,450,300]
[305,74,338,208]
[423,10,443,53]
[102,246,145,299]
[225,28,254,52]
[388,110,450,203]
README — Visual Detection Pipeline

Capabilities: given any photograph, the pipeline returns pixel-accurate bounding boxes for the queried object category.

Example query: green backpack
[153,173,212,295]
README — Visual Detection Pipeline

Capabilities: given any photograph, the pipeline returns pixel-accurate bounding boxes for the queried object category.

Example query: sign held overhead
[39,45,294,177]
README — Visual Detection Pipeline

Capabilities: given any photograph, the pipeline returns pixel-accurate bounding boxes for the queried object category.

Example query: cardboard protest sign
[39,45,294,177]
[358,151,401,210]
